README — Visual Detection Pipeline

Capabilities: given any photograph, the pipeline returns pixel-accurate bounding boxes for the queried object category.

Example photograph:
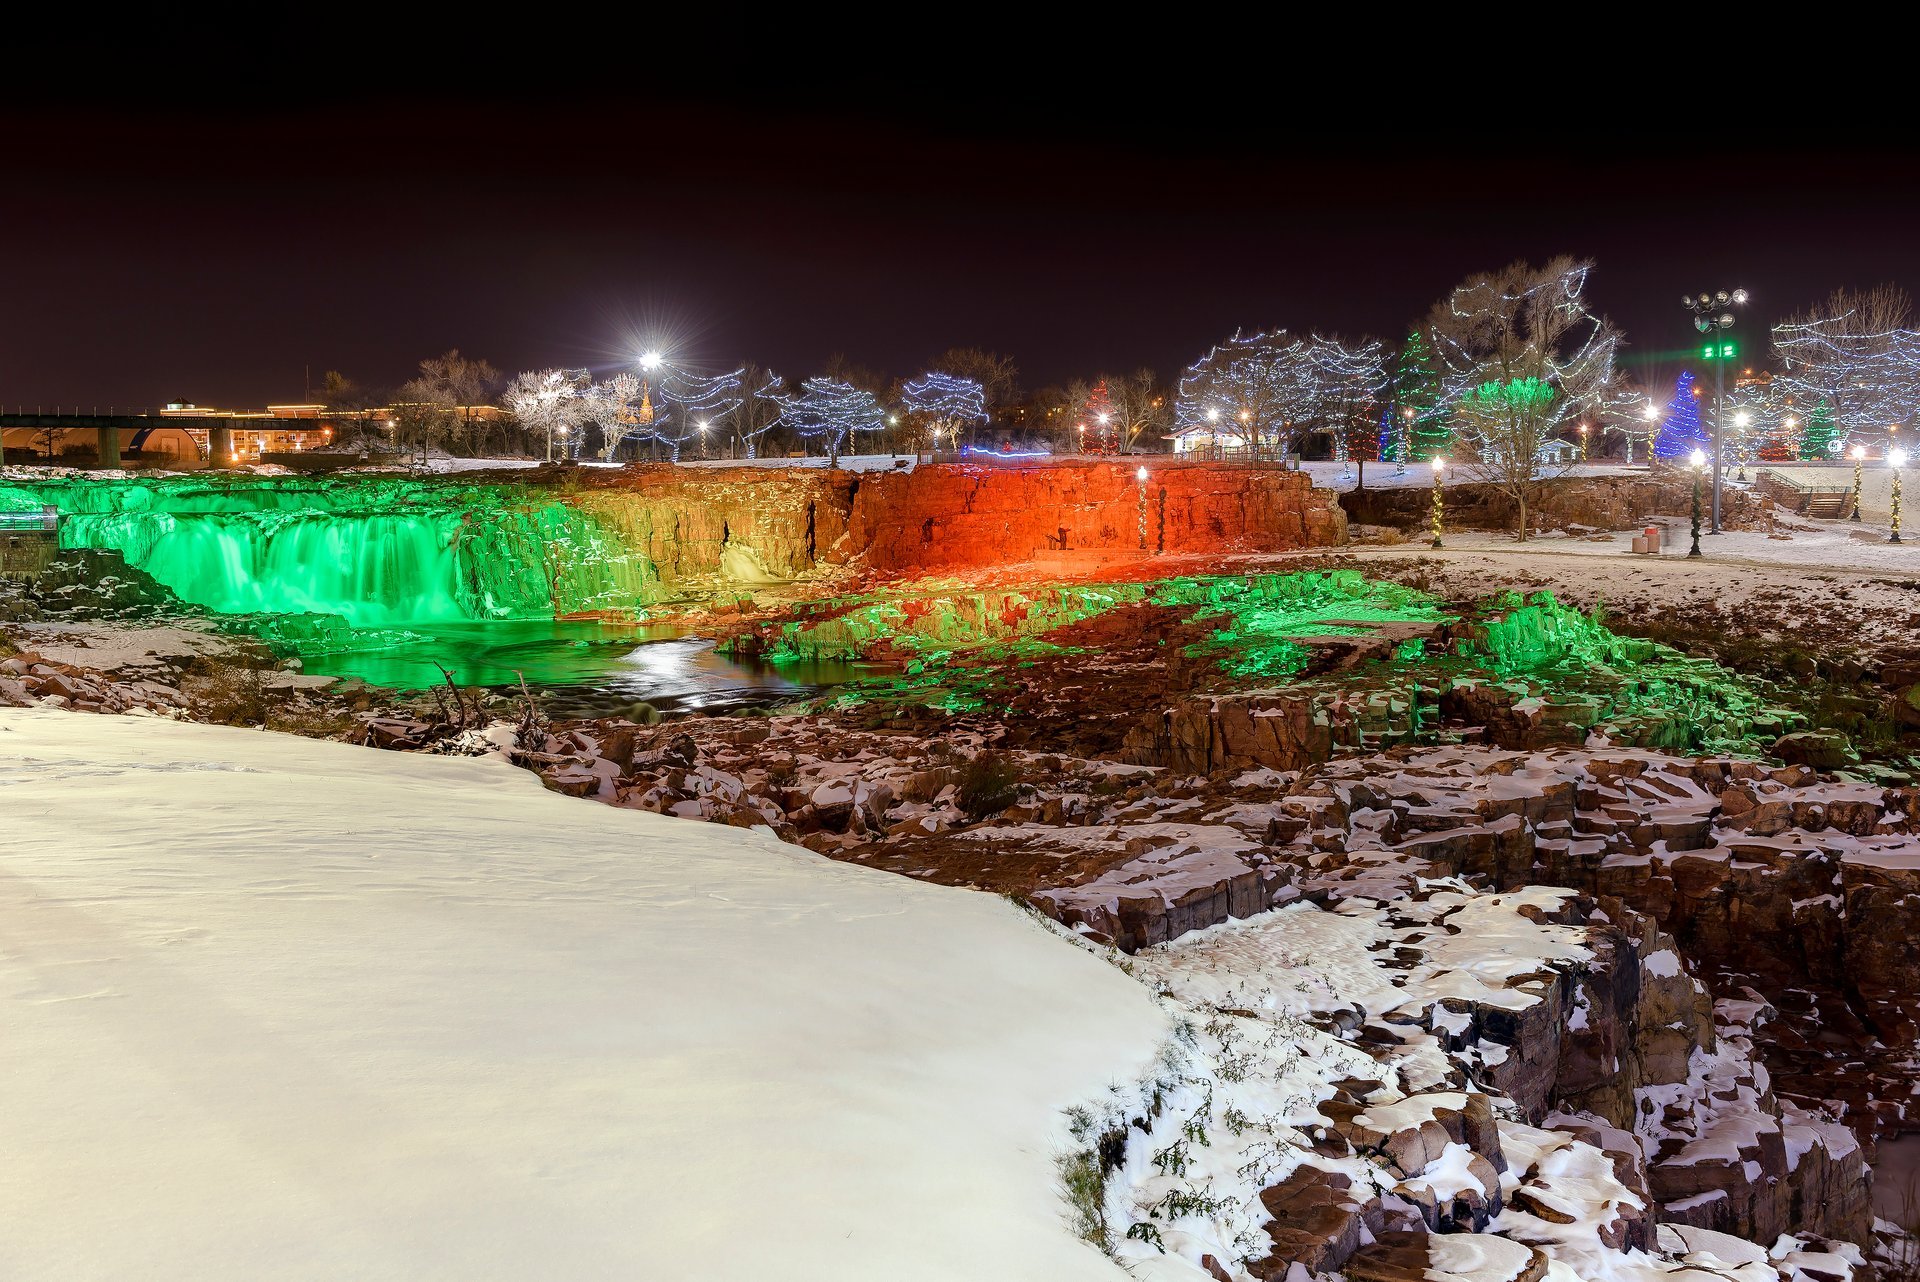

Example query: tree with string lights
[783,376,887,462]
[1392,329,1448,462]
[1773,285,1920,454]
[584,373,645,461]
[1652,372,1709,461]
[655,367,745,462]
[1079,380,1118,453]
[733,365,788,459]
[502,368,589,464]
[901,371,987,456]
[1799,400,1839,460]
[1428,257,1626,540]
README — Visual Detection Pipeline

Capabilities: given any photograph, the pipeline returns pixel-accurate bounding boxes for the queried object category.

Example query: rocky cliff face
[567,461,1346,583]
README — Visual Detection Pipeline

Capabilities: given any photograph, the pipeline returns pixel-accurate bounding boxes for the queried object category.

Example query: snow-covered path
[0,707,1165,1281]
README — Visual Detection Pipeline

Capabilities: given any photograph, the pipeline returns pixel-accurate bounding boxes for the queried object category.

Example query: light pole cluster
[1683,288,1748,533]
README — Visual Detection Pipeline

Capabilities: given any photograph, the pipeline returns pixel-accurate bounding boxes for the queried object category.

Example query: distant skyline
[8,78,1920,409]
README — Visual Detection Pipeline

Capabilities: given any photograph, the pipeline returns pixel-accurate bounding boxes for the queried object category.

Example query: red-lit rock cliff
[565,460,1345,580]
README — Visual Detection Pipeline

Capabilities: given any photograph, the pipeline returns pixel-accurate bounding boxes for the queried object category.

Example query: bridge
[0,412,256,467]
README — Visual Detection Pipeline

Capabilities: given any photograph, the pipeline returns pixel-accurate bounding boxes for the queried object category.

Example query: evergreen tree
[1653,372,1709,460]
[1799,400,1839,459]
[1393,329,1447,460]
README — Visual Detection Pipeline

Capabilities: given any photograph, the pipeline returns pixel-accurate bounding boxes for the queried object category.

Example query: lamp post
[1732,411,1751,481]
[1578,422,1589,462]
[1688,447,1706,557]
[1429,456,1446,548]
[1850,445,1867,520]
[1683,288,1748,533]
[1891,449,1908,544]
[1639,402,1661,466]
[1399,406,1413,474]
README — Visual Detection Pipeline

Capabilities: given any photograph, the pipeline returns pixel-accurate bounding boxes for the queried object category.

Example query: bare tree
[412,350,502,455]
[1428,257,1626,540]
[1100,369,1172,454]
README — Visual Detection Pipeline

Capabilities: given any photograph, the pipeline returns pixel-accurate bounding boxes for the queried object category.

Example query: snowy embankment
[0,706,1166,1281]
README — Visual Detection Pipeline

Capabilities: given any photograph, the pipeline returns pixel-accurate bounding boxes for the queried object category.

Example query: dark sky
[7,63,1920,410]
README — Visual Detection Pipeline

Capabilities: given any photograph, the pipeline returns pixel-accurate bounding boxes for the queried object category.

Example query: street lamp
[1687,447,1706,557]
[638,350,664,372]
[1638,402,1661,465]
[1891,448,1908,544]
[1429,455,1446,548]
[1850,444,1867,520]
[1578,421,1589,462]
[1683,288,1748,533]
[1732,410,1752,480]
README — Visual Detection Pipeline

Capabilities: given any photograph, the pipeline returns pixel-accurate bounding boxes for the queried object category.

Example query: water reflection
[294,619,877,719]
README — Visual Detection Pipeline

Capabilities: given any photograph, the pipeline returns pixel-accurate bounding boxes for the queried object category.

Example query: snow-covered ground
[1407,522,1920,576]
[1300,460,1644,492]
[0,706,1166,1281]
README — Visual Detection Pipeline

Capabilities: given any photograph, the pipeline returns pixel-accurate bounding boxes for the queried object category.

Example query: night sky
[8,74,1920,411]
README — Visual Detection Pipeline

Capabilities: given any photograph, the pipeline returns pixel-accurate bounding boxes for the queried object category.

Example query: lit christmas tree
[1342,406,1380,462]
[1799,400,1839,459]
[1653,372,1709,460]
[1393,329,1448,460]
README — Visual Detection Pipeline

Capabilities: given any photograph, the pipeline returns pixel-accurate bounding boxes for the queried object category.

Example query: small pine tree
[1653,372,1709,460]
[1799,400,1838,459]
[1394,329,1448,460]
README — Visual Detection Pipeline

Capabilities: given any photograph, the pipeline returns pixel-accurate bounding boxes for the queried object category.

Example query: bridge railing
[0,505,60,533]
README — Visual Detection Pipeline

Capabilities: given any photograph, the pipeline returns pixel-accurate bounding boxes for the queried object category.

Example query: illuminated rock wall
[2,463,1344,625]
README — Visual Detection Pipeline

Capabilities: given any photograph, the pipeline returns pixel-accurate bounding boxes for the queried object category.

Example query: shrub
[957,751,1021,819]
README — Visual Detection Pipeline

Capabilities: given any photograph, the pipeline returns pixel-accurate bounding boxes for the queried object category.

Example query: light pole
[1732,411,1751,480]
[1578,422,1589,461]
[1399,406,1413,474]
[1891,449,1908,544]
[1639,402,1661,465]
[1683,288,1748,533]
[1850,444,1867,520]
[1688,447,1706,557]
[1429,455,1446,548]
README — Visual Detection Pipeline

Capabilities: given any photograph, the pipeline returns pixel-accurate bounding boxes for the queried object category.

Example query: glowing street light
[1732,410,1752,480]
[1429,455,1447,548]
[1891,448,1908,544]
[1577,421,1589,461]
[1135,465,1149,482]
[1850,444,1868,520]
[1688,447,1707,557]
[638,351,664,372]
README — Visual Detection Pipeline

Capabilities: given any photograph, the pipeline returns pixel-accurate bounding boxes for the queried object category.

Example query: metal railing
[0,505,60,533]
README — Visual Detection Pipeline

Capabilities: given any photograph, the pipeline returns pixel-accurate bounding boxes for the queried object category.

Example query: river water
[294,619,876,719]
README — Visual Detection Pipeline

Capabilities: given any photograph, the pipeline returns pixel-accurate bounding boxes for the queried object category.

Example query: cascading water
[1,473,872,708]
[0,475,654,626]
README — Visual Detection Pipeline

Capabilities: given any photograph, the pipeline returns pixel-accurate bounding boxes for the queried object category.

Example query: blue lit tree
[783,377,887,462]
[656,367,745,462]
[1653,371,1709,460]
[901,371,987,455]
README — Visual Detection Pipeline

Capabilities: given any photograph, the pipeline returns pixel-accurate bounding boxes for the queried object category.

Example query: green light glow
[0,475,653,627]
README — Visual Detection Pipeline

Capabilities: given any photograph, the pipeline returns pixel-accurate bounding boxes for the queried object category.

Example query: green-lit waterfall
[0,475,653,626]
[0,474,866,709]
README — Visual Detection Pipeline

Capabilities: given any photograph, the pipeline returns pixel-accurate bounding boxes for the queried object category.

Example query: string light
[901,371,987,452]
[780,377,887,459]
[1652,372,1710,461]
[1774,300,1920,453]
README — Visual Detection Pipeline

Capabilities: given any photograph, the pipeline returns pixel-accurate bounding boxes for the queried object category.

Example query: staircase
[1756,470,1853,518]
[1804,489,1853,518]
